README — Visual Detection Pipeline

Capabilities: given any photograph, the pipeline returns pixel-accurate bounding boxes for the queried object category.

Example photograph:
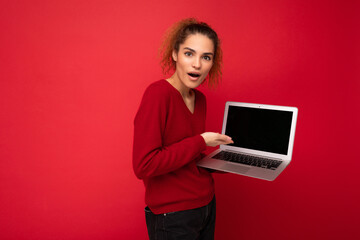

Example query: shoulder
[138,79,174,111]
[145,80,171,94]
[142,80,173,101]
[135,80,170,121]
[193,88,207,105]
[193,88,206,99]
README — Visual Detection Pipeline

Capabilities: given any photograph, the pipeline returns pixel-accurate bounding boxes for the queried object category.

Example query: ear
[172,50,178,62]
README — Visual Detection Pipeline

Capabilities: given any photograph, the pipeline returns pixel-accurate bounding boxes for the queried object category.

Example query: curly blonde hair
[159,18,223,88]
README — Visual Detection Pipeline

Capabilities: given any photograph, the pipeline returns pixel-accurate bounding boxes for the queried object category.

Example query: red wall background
[1,0,359,239]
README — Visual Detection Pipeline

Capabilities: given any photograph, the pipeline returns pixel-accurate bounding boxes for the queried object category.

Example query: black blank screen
[225,106,293,155]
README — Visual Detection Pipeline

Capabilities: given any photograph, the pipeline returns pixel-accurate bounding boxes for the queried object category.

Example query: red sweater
[133,80,214,214]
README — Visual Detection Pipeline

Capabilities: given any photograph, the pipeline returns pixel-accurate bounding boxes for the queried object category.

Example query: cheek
[181,56,193,65]
[176,56,185,66]
[177,58,192,71]
[205,62,214,73]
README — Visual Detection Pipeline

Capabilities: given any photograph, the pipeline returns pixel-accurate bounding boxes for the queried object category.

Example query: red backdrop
[1,0,359,239]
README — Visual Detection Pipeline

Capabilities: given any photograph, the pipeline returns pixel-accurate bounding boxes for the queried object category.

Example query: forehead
[180,34,214,53]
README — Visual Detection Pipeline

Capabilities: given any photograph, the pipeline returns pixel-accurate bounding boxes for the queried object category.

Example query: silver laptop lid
[220,102,298,161]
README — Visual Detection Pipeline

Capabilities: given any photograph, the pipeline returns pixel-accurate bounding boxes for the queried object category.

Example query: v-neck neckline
[163,79,197,115]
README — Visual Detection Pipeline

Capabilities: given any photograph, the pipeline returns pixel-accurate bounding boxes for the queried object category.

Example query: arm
[132,85,207,179]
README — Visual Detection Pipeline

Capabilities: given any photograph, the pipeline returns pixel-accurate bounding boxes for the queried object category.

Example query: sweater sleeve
[132,84,207,179]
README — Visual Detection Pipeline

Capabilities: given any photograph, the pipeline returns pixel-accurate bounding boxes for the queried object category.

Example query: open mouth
[188,73,201,78]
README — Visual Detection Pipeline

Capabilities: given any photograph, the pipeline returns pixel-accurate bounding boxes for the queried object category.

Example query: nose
[192,57,201,69]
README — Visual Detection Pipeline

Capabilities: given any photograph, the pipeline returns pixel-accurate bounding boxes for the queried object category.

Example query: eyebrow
[183,47,214,56]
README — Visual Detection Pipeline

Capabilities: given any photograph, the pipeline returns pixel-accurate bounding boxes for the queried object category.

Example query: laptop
[197,102,298,181]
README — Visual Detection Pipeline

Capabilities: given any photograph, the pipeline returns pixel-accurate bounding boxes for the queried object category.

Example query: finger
[223,140,234,145]
[217,134,232,142]
[217,138,234,145]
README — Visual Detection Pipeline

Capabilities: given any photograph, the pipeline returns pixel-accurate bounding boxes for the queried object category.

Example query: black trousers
[145,197,216,240]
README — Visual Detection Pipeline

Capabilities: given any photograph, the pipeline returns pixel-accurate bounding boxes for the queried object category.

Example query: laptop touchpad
[222,163,250,174]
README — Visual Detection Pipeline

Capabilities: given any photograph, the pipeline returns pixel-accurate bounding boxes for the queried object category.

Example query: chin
[186,80,203,89]
[186,77,206,88]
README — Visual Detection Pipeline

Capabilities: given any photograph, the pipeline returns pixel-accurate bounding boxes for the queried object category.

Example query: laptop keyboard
[212,151,282,170]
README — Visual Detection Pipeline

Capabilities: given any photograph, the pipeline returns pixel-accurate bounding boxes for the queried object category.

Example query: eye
[203,55,212,61]
[185,52,192,57]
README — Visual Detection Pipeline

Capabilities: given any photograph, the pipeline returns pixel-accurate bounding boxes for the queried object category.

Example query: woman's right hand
[200,132,234,147]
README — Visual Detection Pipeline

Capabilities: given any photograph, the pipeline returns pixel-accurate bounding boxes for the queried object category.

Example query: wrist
[199,134,208,148]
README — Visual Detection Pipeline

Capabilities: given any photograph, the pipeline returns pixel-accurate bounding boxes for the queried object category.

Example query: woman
[133,18,233,240]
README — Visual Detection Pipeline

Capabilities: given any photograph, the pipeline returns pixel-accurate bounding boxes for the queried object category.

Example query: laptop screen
[225,106,293,155]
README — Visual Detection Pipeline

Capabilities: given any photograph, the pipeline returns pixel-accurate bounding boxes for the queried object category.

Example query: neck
[167,74,192,98]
